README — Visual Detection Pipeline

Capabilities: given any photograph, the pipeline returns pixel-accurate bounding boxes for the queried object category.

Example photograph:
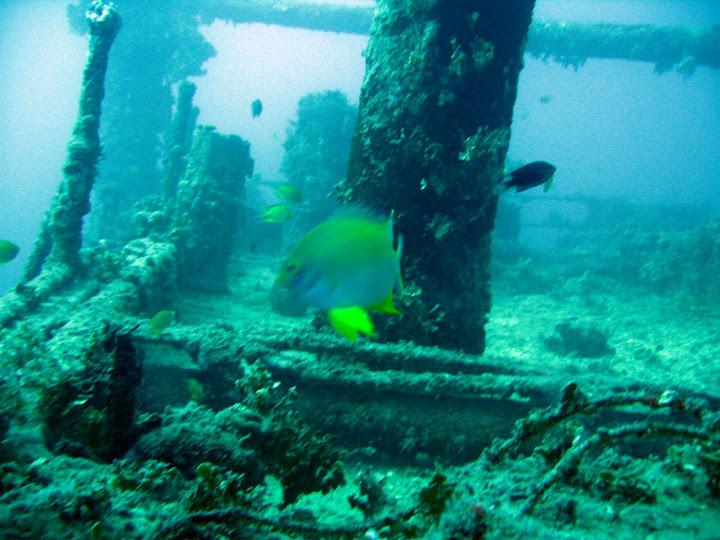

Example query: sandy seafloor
[166,251,720,538]
[215,252,719,397]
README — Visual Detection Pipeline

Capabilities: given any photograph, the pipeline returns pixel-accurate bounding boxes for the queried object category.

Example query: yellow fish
[0,240,19,263]
[271,182,303,204]
[261,204,293,224]
[147,310,175,336]
[274,209,403,341]
[186,377,204,403]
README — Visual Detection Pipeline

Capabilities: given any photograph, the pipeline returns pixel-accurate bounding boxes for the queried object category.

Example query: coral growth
[41,323,142,461]
[544,320,614,358]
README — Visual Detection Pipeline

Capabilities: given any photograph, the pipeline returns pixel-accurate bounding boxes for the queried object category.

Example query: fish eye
[285,262,300,275]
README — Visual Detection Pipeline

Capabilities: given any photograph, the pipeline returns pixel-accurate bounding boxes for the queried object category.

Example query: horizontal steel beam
[196,0,719,73]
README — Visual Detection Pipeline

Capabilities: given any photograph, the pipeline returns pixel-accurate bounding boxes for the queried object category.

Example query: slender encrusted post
[163,80,199,200]
[24,0,121,281]
[0,1,121,328]
[344,0,536,353]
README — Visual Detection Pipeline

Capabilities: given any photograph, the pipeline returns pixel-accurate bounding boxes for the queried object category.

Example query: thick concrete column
[174,126,253,292]
[344,0,536,353]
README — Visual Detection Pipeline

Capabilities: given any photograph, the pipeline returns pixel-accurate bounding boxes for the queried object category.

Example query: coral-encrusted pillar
[174,126,253,292]
[24,0,122,281]
[344,0,536,353]
[163,80,199,200]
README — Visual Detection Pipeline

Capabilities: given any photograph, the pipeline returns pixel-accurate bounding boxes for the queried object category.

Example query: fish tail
[371,292,401,315]
[495,177,511,195]
[395,234,405,297]
[328,306,376,342]
[543,175,555,192]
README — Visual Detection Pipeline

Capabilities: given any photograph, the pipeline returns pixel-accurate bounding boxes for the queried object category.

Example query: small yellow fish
[271,182,303,204]
[186,377,204,403]
[262,204,293,224]
[0,240,19,263]
[274,209,403,341]
[147,310,175,336]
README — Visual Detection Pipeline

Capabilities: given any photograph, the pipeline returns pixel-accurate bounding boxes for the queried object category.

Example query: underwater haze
[1,0,719,291]
[0,0,719,538]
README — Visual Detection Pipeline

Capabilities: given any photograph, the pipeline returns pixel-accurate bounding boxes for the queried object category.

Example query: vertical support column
[174,126,253,292]
[163,80,199,200]
[23,0,122,281]
[344,0,535,353]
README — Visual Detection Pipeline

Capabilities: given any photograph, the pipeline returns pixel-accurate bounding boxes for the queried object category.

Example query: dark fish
[501,161,556,193]
[539,94,553,104]
[251,99,263,118]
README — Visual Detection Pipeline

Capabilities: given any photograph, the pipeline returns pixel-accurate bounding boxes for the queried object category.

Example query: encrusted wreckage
[0,1,718,538]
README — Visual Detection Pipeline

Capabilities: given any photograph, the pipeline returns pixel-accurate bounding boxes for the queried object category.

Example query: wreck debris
[151,381,719,538]
[66,0,217,244]
[199,0,374,35]
[521,420,713,515]
[278,90,357,250]
[40,322,142,461]
[484,382,699,464]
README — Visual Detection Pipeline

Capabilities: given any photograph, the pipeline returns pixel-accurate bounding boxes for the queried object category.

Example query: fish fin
[543,175,554,192]
[498,173,514,193]
[371,292,400,315]
[394,233,404,297]
[395,273,404,297]
[395,272,405,298]
[328,306,376,342]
